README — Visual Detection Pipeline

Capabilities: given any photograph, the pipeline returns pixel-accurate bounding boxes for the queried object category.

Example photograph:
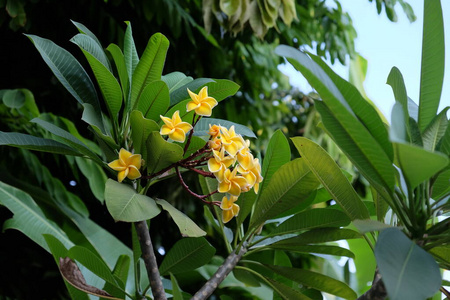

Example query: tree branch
[357,268,387,300]
[192,243,248,300]
[134,221,167,300]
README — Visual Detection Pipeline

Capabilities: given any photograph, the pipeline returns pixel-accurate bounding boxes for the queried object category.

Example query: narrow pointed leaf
[418,0,445,131]
[292,137,369,220]
[159,237,215,275]
[107,44,129,100]
[265,244,355,258]
[104,179,161,222]
[123,21,139,84]
[387,67,410,139]
[259,275,312,300]
[136,80,170,121]
[131,33,169,108]
[170,273,184,300]
[156,199,206,237]
[251,158,320,228]
[194,118,256,138]
[71,33,112,72]
[0,131,80,156]
[71,20,103,50]
[375,228,441,300]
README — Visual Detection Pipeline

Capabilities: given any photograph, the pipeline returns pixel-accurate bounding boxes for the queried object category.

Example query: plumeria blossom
[208,147,235,180]
[219,125,245,157]
[220,195,240,223]
[237,157,263,194]
[160,110,193,143]
[186,86,218,116]
[208,124,221,138]
[218,168,249,197]
[108,148,142,182]
[237,139,252,170]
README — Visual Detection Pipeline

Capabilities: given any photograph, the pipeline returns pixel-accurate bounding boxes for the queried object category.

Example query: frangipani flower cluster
[207,125,263,223]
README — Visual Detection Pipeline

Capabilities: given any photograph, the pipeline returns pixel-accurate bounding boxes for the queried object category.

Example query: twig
[134,221,167,300]
[175,166,220,204]
[357,268,387,300]
[192,243,248,300]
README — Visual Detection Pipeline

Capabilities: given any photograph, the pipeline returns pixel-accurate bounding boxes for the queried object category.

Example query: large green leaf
[169,78,215,106]
[251,273,312,300]
[0,131,80,156]
[194,118,256,138]
[250,158,320,228]
[418,0,445,131]
[74,157,107,203]
[393,141,448,189]
[272,228,361,246]
[71,33,112,72]
[77,47,122,123]
[0,181,73,252]
[2,89,25,108]
[422,107,449,151]
[292,137,370,220]
[123,21,139,85]
[159,237,215,275]
[107,44,129,100]
[131,33,169,109]
[145,131,184,174]
[264,264,357,299]
[269,208,350,237]
[25,34,103,127]
[155,199,206,237]
[31,118,103,165]
[387,67,410,140]
[375,228,441,300]
[129,110,159,161]
[162,71,193,93]
[104,179,161,222]
[276,46,395,194]
[136,80,170,122]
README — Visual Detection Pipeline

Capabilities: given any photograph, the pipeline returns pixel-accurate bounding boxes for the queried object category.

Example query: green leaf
[159,237,215,275]
[145,131,184,174]
[0,131,80,156]
[220,0,240,16]
[169,78,215,106]
[107,43,129,100]
[375,228,441,300]
[269,208,350,237]
[103,255,130,298]
[430,246,450,266]
[418,0,445,131]
[170,273,184,300]
[77,47,122,123]
[136,80,170,122]
[31,118,103,165]
[393,141,448,189]
[422,107,449,151]
[194,118,256,138]
[3,89,25,108]
[251,158,320,228]
[71,33,112,72]
[431,168,450,200]
[162,71,193,93]
[291,137,370,220]
[71,20,103,51]
[123,21,139,86]
[390,101,408,142]
[387,67,410,139]
[68,245,118,287]
[352,219,393,234]
[272,228,361,246]
[264,264,357,300]
[0,181,73,252]
[75,157,107,203]
[129,110,159,161]
[104,179,161,222]
[265,244,355,258]
[155,199,206,237]
[258,275,311,300]
[25,34,102,120]
[131,33,169,109]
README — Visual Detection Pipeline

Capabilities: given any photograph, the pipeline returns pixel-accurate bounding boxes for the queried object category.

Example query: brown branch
[192,243,248,300]
[357,268,387,300]
[134,221,167,300]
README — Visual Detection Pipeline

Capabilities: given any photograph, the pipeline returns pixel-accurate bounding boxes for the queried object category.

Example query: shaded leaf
[136,80,170,122]
[145,131,184,174]
[129,110,159,161]
[194,117,256,138]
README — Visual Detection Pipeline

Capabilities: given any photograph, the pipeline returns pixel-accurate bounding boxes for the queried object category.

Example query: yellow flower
[207,147,235,180]
[219,126,245,157]
[237,157,263,194]
[160,110,193,143]
[108,148,142,182]
[208,124,221,138]
[186,86,218,116]
[208,137,222,150]
[237,139,252,170]
[220,195,240,223]
[218,168,248,197]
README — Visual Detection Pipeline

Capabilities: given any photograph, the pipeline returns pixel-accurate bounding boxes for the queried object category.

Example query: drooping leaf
[136,80,170,121]
[269,208,350,237]
[352,219,393,234]
[375,228,441,300]
[264,264,357,299]
[292,137,370,220]
[129,110,159,161]
[0,131,80,156]
[131,33,169,109]
[145,131,184,174]
[418,0,445,131]
[159,237,215,275]
[250,158,320,228]
[155,199,206,237]
[194,117,256,138]
[104,179,161,222]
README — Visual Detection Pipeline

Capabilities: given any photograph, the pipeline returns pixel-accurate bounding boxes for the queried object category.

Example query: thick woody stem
[192,243,248,300]
[134,221,167,300]
[357,269,387,300]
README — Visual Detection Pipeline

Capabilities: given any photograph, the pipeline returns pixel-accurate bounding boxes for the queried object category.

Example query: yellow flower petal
[177,121,193,133]
[222,209,234,223]
[160,125,174,135]
[117,169,128,183]
[195,103,213,116]
[170,128,187,143]
[127,154,142,169]
[218,180,230,193]
[127,165,142,180]
[186,101,200,112]
[108,159,126,171]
